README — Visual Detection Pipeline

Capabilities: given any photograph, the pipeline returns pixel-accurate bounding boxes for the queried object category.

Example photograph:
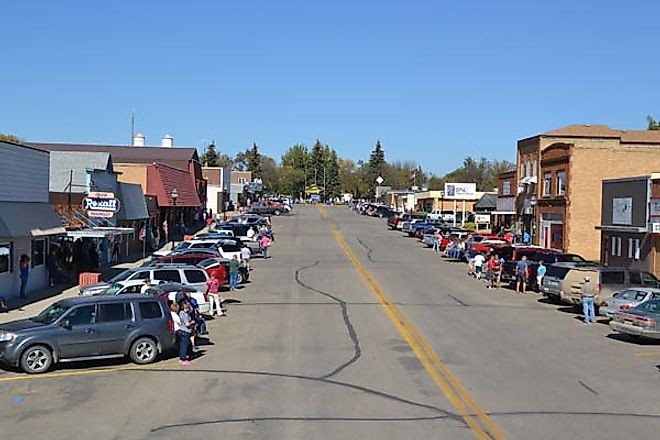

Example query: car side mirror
[59,319,71,329]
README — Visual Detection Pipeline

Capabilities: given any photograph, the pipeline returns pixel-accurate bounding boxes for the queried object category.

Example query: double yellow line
[319,206,505,440]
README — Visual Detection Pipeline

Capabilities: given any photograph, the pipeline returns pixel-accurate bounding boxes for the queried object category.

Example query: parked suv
[543,265,660,307]
[80,265,209,296]
[0,295,175,374]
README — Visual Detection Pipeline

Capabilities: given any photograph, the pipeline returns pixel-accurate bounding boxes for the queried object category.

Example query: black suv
[0,295,175,374]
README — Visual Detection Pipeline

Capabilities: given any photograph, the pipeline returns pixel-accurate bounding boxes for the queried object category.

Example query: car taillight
[619,304,633,310]
[167,315,174,333]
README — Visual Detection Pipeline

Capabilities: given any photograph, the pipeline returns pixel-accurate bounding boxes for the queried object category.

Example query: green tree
[325,149,341,200]
[647,115,660,130]
[366,140,386,198]
[281,144,309,198]
[200,142,220,166]
[247,142,262,179]
[259,155,278,192]
[309,140,328,187]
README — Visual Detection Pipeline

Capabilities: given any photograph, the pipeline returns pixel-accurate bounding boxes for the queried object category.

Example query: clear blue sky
[2,1,660,175]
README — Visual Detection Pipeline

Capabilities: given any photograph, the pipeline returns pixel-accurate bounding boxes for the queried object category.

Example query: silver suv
[0,295,175,374]
[81,264,209,296]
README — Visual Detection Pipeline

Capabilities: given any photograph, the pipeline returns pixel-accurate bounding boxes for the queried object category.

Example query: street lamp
[170,187,179,248]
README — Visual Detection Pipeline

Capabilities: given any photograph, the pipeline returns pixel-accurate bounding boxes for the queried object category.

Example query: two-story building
[0,141,65,298]
[203,166,231,215]
[516,124,660,260]
[493,169,516,231]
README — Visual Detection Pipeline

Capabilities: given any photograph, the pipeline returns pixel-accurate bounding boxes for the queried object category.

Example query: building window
[520,162,526,178]
[31,239,46,268]
[611,236,622,257]
[628,238,641,260]
[532,159,538,177]
[557,171,566,196]
[526,161,532,178]
[0,243,11,274]
[543,172,552,197]
[502,181,511,196]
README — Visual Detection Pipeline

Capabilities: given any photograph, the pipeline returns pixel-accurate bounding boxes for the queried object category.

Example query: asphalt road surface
[1,205,659,440]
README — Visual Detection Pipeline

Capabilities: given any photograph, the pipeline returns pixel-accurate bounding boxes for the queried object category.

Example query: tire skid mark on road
[355,237,376,263]
[577,380,599,396]
[447,294,470,307]
[294,260,362,380]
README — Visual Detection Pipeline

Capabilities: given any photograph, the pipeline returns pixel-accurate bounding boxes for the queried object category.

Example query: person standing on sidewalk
[229,255,240,291]
[581,276,597,324]
[19,255,30,298]
[536,261,547,293]
[515,255,529,294]
[260,235,272,259]
[206,272,225,317]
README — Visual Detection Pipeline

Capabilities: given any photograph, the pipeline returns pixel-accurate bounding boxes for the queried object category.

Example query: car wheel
[274,209,281,216]
[237,271,245,284]
[130,337,158,365]
[20,345,53,374]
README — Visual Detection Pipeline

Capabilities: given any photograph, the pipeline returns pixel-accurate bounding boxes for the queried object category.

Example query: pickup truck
[249,201,285,215]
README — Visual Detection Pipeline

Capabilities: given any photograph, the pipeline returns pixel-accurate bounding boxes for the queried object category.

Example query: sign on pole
[444,183,476,199]
[83,192,121,218]
[375,176,384,185]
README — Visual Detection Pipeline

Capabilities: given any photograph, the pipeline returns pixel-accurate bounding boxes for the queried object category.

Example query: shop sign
[612,197,632,225]
[83,192,121,218]
[444,183,476,200]
[475,214,490,224]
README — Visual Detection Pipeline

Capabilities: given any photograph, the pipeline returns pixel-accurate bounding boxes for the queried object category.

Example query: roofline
[29,141,198,151]
[0,139,50,155]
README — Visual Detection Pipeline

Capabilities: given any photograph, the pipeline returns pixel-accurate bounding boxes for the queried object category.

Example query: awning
[117,182,149,220]
[491,211,516,215]
[66,227,135,240]
[595,225,647,233]
[0,202,66,239]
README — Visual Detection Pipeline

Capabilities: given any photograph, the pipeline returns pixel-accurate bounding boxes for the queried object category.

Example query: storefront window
[543,173,552,197]
[557,170,566,196]
[31,239,46,268]
[0,243,10,274]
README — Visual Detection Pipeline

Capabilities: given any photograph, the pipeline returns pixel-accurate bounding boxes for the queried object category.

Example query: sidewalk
[0,253,150,324]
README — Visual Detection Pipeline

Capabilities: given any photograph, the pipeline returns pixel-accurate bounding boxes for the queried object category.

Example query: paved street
[1,205,659,440]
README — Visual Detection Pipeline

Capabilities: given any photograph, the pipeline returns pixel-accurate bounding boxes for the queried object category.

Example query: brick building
[493,169,516,230]
[515,124,660,260]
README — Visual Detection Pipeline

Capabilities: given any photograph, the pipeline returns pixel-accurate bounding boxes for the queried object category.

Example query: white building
[202,167,231,214]
[0,141,65,299]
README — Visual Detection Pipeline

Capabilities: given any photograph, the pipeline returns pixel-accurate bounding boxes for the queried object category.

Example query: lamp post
[170,187,179,248]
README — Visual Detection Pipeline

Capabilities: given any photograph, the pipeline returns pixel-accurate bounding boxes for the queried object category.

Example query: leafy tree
[247,142,262,179]
[325,149,341,200]
[281,144,309,198]
[309,140,328,187]
[259,155,278,191]
[647,115,660,130]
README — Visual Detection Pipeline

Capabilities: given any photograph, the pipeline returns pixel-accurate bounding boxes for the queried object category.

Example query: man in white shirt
[473,253,486,280]
[246,227,256,240]
[140,278,154,294]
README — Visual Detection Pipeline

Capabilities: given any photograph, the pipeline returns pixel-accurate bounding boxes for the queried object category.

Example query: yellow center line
[318,205,505,440]
[0,360,180,383]
[634,351,660,357]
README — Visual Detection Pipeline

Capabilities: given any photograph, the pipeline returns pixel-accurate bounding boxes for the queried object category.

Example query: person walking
[18,255,30,299]
[486,255,497,289]
[206,272,223,316]
[229,255,240,291]
[515,255,529,294]
[536,261,547,293]
[260,235,272,259]
[581,276,597,324]
[432,235,440,254]
[473,253,485,280]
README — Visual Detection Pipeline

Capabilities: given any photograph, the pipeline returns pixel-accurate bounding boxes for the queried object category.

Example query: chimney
[132,133,145,147]
[161,134,173,148]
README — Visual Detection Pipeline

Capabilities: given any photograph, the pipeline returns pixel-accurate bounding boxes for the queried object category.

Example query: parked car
[543,266,660,307]
[197,258,250,284]
[0,295,175,374]
[153,238,222,257]
[148,252,220,267]
[599,287,660,319]
[388,213,410,230]
[80,265,210,296]
[249,201,284,216]
[426,210,456,223]
[499,247,562,289]
[94,281,210,315]
[609,299,660,340]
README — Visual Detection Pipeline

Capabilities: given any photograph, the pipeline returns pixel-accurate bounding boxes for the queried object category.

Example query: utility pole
[323,166,327,203]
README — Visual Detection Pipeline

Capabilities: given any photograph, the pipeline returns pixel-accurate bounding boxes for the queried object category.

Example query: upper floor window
[526,161,532,178]
[543,172,552,197]
[532,159,538,177]
[520,161,526,178]
[502,181,511,196]
[557,170,566,196]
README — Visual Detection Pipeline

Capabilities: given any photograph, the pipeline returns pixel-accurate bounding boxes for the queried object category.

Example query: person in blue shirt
[536,261,547,292]
[523,231,531,244]
[515,255,529,294]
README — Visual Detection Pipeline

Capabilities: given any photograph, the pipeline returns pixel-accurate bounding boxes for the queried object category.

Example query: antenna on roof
[130,109,135,145]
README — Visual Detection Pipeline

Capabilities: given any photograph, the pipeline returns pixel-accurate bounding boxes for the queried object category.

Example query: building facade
[493,170,516,231]
[516,124,660,260]
[0,141,65,299]
[203,167,231,214]
[230,170,252,206]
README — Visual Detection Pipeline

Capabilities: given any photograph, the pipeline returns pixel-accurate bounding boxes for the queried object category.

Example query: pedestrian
[178,290,200,348]
[205,272,225,317]
[18,255,30,298]
[140,278,154,294]
[494,253,503,288]
[229,255,240,291]
[581,276,597,324]
[240,244,251,266]
[473,252,485,280]
[266,224,275,241]
[247,226,256,241]
[536,261,547,292]
[486,255,497,289]
[174,302,193,365]
[432,235,440,254]
[515,255,529,294]
[46,248,57,287]
[504,230,513,243]
[523,231,531,244]
[260,235,272,259]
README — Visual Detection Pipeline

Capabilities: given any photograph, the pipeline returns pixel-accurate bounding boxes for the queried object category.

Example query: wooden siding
[0,142,50,203]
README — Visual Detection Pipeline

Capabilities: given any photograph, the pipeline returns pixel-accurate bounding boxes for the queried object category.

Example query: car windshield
[220,244,241,252]
[31,303,70,325]
[98,283,125,295]
[110,270,135,282]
